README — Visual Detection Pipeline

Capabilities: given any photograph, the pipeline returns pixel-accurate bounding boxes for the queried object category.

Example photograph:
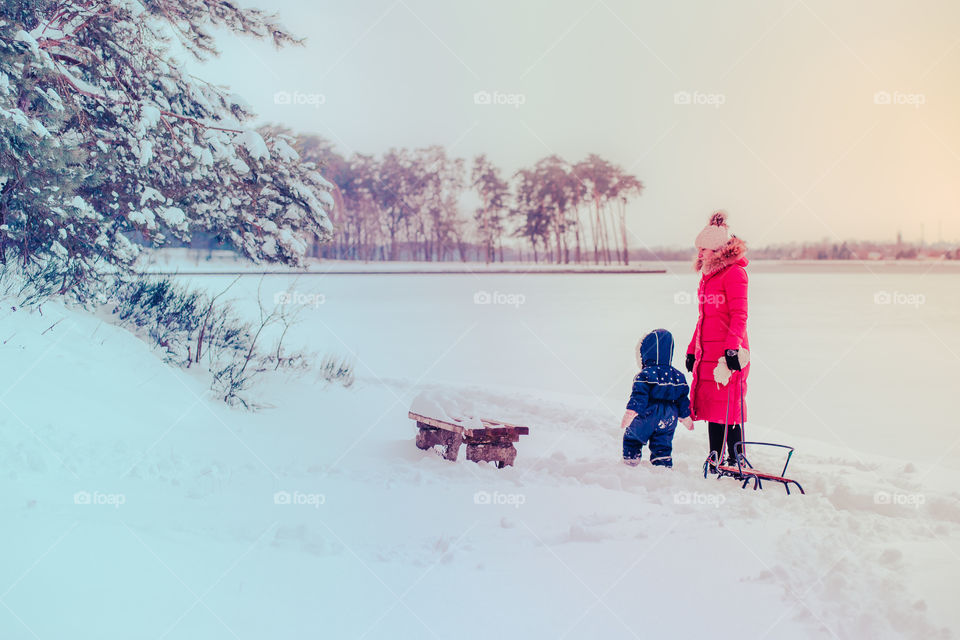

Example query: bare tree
[471,155,510,264]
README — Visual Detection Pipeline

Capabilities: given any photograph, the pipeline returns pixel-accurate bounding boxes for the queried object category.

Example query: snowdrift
[0,301,957,639]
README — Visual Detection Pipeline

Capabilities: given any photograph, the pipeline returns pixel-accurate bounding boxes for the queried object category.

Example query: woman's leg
[708,422,743,465]
[708,422,725,464]
[726,424,744,463]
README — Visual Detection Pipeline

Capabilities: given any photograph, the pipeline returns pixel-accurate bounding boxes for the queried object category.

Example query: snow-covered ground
[139,247,960,275]
[1,265,958,639]
[174,263,960,469]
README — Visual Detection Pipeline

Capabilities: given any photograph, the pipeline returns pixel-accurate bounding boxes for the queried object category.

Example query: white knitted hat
[695,211,730,250]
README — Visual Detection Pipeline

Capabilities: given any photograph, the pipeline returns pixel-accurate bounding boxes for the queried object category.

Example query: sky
[190,0,960,248]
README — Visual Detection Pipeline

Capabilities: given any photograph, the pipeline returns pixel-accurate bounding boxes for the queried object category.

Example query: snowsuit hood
[636,328,675,369]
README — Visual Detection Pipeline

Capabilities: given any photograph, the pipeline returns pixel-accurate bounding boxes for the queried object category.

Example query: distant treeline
[260,127,644,265]
[751,241,960,261]
[172,125,960,265]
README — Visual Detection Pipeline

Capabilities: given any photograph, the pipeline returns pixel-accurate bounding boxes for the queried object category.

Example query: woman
[685,211,750,470]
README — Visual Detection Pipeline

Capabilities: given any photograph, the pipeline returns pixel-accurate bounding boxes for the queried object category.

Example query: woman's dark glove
[685,353,696,372]
[724,349,742,371]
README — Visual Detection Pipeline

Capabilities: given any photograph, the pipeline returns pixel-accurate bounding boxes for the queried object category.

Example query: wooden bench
[409,411,530,468]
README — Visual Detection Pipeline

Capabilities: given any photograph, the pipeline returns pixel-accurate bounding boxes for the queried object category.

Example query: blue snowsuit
[623,329,692,467]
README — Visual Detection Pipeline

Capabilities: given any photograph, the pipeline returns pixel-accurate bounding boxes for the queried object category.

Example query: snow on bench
[408,412,529,468]
[409,390,531,468]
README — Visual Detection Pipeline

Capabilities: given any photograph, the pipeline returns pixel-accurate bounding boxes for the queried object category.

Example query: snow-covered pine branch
[0,1,332,294]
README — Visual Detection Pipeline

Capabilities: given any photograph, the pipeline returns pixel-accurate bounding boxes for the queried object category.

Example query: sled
[409,411,530,468]
[704,442,805,495]
[701,372,804,494]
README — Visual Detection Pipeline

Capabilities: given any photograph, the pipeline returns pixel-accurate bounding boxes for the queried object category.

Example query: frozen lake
[176,262,960,470]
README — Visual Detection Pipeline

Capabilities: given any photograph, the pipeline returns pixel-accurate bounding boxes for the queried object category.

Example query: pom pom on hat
[709,211,727,227]
[695,210,731,250]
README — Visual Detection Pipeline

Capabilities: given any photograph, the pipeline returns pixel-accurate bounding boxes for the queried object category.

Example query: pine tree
[0,1,334,294]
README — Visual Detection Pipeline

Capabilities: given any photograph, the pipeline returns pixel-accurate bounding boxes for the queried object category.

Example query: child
[620,328,694,467]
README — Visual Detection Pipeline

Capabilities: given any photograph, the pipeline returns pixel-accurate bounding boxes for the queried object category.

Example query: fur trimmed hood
[694,236,748,274]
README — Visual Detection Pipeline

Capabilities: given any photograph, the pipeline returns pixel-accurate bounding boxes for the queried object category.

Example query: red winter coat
[687,238,749,424]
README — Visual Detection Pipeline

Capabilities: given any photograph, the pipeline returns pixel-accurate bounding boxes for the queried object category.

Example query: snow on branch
[0,2,333,294]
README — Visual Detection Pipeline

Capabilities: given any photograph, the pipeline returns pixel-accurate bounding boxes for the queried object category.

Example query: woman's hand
[680,416,694,431]
[724,349,742,371]
[620,410,637,430]
[685,353,695,372]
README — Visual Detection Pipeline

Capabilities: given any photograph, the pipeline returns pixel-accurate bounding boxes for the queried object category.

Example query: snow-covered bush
[0,257,67,306]
[0,2,334,294]
[108,276,351,407]
[110,278,205,359]
[318,353,355,388]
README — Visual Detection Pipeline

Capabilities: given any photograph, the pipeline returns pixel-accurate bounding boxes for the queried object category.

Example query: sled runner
[409,411,529,468]
[705,442,805,495]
